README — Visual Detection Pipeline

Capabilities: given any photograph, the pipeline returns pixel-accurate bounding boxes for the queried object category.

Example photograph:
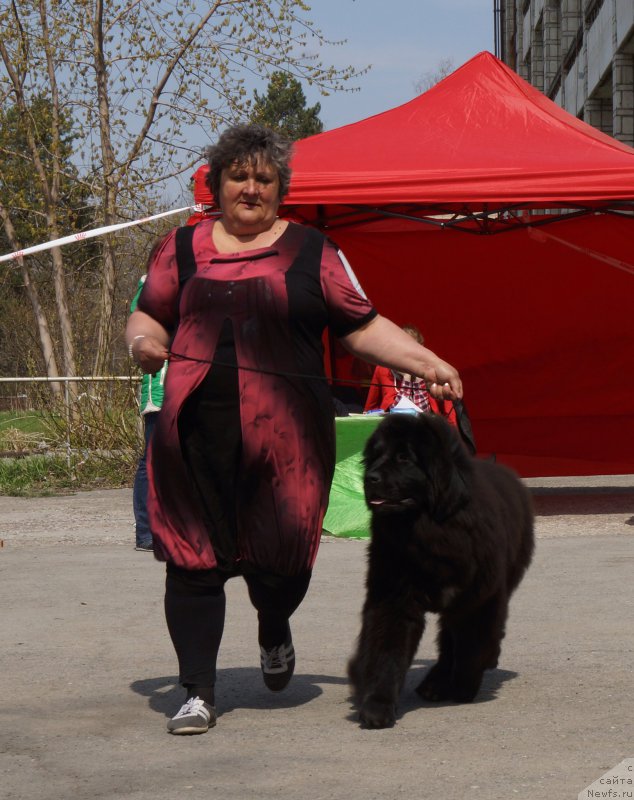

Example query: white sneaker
[167,696,216,735]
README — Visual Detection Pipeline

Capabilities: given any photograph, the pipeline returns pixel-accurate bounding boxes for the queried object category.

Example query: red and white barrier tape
[0,205,199,264]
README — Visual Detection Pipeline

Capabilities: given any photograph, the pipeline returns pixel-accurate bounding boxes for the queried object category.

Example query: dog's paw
[417,672,481,703]
[416,679,451,702]
[359,698,396,729]
[449,686,479,703]
[449,676,482,703]
[415,668,452,702]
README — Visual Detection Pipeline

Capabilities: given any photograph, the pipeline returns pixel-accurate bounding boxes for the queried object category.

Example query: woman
[126,124,461,735]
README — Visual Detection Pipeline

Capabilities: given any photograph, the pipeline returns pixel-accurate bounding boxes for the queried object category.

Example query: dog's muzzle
[365,470,417,511]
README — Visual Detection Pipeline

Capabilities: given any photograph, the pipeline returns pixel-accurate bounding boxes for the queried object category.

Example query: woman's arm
[126,310,170,374]
[341,314,462,401]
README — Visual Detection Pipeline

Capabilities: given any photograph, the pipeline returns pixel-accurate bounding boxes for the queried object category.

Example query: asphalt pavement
[0,478,633,800]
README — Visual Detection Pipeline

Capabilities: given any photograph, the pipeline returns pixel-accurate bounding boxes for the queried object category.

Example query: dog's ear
[420,415,471,521]
[362,429,381,470]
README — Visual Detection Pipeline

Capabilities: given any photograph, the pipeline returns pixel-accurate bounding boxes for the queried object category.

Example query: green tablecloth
[322,415,383,539]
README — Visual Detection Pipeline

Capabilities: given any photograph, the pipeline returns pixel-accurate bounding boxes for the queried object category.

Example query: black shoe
[260,638,295,692]
[134,541,153,552]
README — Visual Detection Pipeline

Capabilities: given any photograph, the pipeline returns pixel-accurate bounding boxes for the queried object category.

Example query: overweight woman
[126,124,462,735]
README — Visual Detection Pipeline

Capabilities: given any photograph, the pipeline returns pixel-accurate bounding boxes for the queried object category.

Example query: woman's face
[218,156,281,233]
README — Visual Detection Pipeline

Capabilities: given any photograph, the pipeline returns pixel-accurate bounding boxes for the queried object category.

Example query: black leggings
[165,563,311,689]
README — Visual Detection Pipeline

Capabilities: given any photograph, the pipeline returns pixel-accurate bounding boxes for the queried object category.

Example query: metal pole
[64,381,71,468]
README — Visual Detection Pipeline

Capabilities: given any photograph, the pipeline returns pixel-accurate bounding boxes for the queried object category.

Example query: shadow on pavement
[131,669,349,719]
[342,658,519,727]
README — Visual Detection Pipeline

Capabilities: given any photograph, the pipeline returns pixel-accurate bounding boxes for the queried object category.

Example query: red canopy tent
[281,51,634,477]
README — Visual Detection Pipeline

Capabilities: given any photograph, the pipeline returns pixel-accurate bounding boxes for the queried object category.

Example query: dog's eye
[395,451,410,464]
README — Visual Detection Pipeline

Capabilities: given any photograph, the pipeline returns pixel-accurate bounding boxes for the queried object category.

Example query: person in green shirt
[130,275,168,551]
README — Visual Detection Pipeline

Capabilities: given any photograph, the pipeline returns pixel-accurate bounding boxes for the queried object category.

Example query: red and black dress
[138,219,376,576]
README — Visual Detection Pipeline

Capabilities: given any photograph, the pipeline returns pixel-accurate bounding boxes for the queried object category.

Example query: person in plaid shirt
[363,325,476,456]
[365,326,441,414]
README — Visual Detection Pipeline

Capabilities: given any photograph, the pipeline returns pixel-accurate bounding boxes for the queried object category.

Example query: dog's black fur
[348,413,534,728]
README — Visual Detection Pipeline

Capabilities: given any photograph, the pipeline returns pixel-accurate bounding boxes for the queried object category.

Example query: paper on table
[390,395,422,412]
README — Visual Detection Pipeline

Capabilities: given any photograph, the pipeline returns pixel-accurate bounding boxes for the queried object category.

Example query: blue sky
[296,0,496,130]
[171,1,495,201]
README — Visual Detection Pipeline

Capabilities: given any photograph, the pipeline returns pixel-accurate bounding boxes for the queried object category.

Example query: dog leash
[167,350,474,450]
[168,349,426,391]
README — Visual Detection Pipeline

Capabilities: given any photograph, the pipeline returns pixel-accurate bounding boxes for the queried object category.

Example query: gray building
[495,0,634,145]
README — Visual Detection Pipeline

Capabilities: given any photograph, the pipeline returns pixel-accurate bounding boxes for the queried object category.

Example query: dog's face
[363,414,469,520]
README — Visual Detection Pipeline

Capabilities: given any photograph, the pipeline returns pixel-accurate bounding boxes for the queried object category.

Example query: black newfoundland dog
[348,413,534,728]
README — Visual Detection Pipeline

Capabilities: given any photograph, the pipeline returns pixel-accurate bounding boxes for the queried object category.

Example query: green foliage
[0,409,51,433]
[0,95,100,376]
[0,410,52,452]
[0,452,135,497]
[0,384,141,495]
[0,1,365,381]
[0,97,94,248]
[41,382,141,453]
[251,71,323,140]
[1,0,361,204]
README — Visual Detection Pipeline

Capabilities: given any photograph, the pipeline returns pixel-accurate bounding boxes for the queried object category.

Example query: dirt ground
[0,477,633,800]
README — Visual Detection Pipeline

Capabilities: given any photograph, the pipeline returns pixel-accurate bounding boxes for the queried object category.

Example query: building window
[585,0,604,26]
[563,28,583,73]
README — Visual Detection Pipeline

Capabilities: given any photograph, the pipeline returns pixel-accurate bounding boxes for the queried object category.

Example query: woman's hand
[130,335,169,374]
[423,360,463,401]
[126,309,170,373]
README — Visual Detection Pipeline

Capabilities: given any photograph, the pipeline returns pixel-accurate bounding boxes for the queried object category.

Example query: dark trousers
[132,412,158,547]
[164,564,311,689]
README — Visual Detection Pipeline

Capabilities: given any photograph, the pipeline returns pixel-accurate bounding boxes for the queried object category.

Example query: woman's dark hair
[204,124,293,203]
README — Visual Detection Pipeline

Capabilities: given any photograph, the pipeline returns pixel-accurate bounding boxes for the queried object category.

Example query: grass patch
[0,382,142,495]
[0,410,55,453]
[0,451,137,497]
[0,409,51,435]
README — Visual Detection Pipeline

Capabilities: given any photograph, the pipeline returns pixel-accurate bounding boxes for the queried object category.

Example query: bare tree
[415,57,454,94]
[0,0,363,380]
[0,201,62,397]
[0,15,78,386]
